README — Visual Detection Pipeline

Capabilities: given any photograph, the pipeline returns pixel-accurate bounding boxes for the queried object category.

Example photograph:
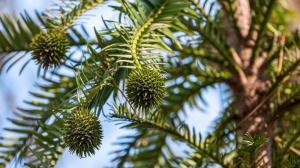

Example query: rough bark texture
[222,0,272,167]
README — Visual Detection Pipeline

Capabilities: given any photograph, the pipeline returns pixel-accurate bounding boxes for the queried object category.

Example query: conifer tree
[0,0,299,167]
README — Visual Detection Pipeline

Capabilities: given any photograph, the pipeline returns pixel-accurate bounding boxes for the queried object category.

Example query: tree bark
[222,0,273,167]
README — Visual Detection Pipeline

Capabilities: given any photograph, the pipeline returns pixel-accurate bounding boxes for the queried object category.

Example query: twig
[274,136,300,157]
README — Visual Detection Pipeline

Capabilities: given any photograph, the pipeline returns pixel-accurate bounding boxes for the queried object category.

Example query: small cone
[126,68,165,111]
[63,108,103,158]
[31,29,69,69]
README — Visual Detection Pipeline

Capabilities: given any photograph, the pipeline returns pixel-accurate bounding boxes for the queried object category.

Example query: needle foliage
[0,0,299,167]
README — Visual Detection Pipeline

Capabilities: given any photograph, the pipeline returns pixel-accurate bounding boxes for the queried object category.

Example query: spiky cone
[126,68,165,111]
[63,108,103,158]
[30,29,69,69]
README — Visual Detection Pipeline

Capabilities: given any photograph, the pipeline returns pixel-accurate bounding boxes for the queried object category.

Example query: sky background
[0,0,222,167]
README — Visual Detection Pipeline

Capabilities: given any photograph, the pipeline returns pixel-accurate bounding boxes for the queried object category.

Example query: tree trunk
[231,76,272,168]
[222,0,273,167]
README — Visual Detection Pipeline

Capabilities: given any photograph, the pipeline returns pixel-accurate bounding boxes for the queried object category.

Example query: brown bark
[222,0,273,167]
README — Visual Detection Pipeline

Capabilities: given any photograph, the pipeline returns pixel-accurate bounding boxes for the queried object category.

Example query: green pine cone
[126,68,165,111]
[63,108,103,158]
[31,29,69,69]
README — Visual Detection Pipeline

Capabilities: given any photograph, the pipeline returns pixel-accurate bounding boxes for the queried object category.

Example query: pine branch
[188,0,213,23]
[271,89,300,122]
[130,0,169,68]
[45,0,106,28]
[274,136,300,157]
[0,0,107,73]
[0,12,43,53]
[282,130,300,157]
[180,6,243,75]
[0,33,118,166]
[112,132,146,167]
[112,130,172,168]
[0,67,77,167]
[111,106,228,167]
[238,59,300,127]
[0,11,96,73]
[102,0,186,69]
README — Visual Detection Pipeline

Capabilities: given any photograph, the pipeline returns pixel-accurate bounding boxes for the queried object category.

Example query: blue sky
[0,1,222,167]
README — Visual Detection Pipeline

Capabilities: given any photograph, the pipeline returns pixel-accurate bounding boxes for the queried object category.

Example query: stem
[131,1,168,69]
